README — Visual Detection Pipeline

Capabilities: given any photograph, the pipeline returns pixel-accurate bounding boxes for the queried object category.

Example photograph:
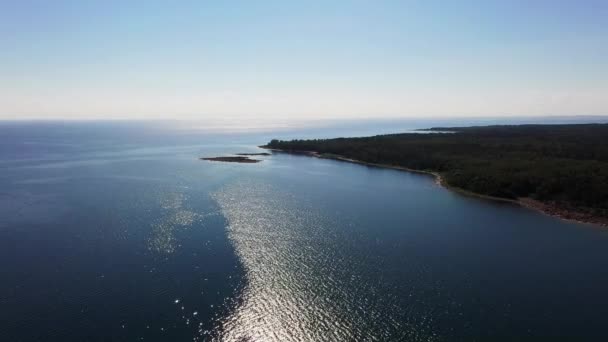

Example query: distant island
[262,124,608,226]
[201,156,262,163]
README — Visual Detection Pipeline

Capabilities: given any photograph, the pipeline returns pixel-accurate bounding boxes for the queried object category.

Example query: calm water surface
[2,121,608,341]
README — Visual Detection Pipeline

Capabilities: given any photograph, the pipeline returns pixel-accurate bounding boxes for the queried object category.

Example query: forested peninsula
[263,124,608,226]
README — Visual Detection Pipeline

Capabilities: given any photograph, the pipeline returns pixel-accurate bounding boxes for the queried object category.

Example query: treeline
[265,124,608,217]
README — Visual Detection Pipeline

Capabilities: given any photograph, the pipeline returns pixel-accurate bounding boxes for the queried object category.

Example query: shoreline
[263,147,608,228]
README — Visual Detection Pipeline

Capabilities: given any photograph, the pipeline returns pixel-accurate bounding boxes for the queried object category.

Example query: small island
[262,124,608,227]
[200,156,261,163]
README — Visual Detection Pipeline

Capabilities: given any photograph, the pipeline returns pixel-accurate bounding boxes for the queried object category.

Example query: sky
[1,0,607,123]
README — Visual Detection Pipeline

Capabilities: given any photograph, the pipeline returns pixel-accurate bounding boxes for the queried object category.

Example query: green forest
[264,124,608,218]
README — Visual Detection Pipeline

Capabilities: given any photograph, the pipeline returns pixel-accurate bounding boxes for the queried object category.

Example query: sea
[2,117,608,341]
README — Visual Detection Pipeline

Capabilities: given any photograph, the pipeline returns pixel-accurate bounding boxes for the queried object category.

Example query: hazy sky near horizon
[1,0,607,122]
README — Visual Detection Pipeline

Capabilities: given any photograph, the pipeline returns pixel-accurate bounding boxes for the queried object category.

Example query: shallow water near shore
[2,120,608,341]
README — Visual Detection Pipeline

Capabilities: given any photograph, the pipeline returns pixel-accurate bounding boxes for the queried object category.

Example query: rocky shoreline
[200,156,261,163]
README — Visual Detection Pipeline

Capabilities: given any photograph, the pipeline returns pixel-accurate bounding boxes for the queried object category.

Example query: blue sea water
[2,119,608,341]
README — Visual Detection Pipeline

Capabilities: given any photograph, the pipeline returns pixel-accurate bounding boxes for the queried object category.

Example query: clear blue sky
[1,0,607,122]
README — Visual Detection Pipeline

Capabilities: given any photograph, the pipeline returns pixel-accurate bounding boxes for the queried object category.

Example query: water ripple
[148,192,217,254]
[210,181,440,341]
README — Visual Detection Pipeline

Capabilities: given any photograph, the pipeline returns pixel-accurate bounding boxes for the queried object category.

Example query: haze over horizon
[2,1,607,121]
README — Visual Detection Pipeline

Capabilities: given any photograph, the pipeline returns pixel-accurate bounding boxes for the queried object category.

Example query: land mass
[262,124,608,227]
[200,156,261,163]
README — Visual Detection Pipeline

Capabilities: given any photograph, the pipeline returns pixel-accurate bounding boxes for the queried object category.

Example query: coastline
[263,147,608,228]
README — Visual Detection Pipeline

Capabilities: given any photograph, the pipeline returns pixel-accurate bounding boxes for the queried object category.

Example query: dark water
[2,120,608,341]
